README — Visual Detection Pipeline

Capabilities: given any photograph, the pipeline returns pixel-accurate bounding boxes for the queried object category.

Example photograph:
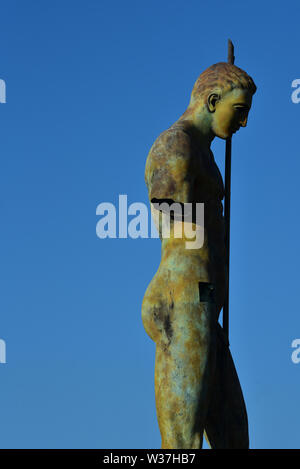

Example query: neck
[177,104,215,152]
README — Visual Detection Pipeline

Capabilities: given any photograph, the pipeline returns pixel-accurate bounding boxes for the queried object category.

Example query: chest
[192,150,225,202]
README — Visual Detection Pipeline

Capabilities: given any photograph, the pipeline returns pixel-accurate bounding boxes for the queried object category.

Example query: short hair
[190,62,257,105]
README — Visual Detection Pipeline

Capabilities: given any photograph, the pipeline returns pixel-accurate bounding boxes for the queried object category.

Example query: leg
[204,323,249,449]
[154,301,217,449]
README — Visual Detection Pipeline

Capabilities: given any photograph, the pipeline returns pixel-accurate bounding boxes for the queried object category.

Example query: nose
[240,115,248,127]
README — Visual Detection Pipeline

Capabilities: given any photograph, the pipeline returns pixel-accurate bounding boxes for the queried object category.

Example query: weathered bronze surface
[142,62,256,449]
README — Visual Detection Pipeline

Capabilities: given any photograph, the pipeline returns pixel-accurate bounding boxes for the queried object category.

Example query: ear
[207,93,221,112]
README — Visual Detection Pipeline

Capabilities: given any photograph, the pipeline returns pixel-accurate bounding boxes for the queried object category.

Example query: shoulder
[144,125,197,202]
[148,125,191,162]
[145,126,192,182]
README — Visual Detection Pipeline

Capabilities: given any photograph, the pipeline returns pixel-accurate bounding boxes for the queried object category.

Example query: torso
[156,121,226,280]
[142,122,227,338]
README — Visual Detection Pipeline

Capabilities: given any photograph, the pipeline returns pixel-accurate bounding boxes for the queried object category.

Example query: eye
[233,105,249,120]
[233,105,249,114]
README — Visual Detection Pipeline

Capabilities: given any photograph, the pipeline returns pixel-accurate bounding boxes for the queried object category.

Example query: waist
[160,241,225,279]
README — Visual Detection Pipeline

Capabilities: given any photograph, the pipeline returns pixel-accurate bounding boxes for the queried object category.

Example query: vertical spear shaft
[223,39,235,341]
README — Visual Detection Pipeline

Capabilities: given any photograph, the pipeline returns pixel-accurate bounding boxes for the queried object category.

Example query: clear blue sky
[0,0,299,449]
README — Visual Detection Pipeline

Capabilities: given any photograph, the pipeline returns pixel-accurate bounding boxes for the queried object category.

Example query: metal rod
[223,39,235,340]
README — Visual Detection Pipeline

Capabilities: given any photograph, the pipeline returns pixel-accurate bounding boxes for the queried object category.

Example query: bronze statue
[141,58,257,449]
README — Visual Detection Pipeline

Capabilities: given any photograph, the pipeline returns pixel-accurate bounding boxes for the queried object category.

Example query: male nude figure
[141,62,257,449]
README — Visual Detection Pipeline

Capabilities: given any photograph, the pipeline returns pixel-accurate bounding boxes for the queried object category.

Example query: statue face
[209,88,253,139]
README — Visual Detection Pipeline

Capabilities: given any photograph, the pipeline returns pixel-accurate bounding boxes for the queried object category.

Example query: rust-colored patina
[142,62,256,449]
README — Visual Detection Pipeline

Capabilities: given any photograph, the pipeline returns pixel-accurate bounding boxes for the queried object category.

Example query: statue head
[186,62,257,139]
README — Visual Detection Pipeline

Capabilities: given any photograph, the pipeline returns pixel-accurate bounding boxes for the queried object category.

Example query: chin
[215,131,229,140]
[213,125,230,140]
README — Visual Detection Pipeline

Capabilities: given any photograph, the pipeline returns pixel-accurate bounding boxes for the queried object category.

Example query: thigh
[155,301,217,449]
[204,323,249,449]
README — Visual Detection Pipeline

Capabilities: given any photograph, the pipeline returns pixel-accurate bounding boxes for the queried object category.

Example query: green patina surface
[141,62,256,449]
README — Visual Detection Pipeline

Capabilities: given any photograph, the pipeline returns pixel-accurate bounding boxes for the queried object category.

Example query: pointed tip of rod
[227,38,235,65]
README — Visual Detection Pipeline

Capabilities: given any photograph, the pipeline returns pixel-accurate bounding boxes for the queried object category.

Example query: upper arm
[145,128,195,205]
